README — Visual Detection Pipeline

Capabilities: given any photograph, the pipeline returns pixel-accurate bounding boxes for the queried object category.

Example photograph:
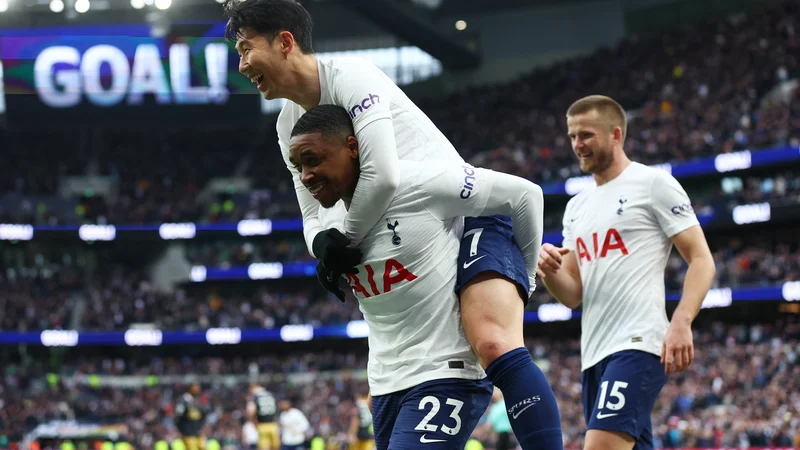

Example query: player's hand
[661,320,694,375]
[536,243,571,278]
[312,228,363,274]
[316,262,347,302]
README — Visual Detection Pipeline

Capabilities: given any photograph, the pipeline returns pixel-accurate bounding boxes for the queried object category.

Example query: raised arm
[333,63,400,246]
[345,118,400,244]
[420,163,544,293]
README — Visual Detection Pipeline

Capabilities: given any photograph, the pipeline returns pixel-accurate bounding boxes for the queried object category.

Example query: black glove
[312,228,362,274]
[316,262,347,302]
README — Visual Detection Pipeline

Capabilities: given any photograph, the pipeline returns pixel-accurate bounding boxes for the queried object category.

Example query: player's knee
[584,429,635,450]
[473,339,510,366]
[460,273,524,365]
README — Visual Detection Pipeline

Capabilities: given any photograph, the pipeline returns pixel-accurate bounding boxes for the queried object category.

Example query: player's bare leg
[460,272,563,450]
[584,429,635,450]
[460,273,524,367]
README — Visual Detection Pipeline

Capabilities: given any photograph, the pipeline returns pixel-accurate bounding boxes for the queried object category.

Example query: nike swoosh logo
[596,412,619,419]
[420,435,447,443]
[462,255,486,269]
[511,403,535,419]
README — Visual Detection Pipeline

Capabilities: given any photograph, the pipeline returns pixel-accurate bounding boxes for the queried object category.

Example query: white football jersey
[318,160,544,396]
[561,162,699,371]
[277,57,463,251]
[279,408,310,445]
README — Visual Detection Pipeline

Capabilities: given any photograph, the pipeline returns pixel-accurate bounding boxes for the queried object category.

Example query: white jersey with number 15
[562,162,699,371]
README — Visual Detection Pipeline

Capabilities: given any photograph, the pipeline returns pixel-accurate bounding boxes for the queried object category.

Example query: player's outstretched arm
[419,163,543,292]
[344,118,400,244]
[333,63,401,246]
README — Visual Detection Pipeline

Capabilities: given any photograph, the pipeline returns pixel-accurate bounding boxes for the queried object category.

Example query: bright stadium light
[130,0,144,8]
[75,0,89,13]
[50,0,64,12]
[0,0,9,13]
[155,0,171,9]
[215,0,225,3]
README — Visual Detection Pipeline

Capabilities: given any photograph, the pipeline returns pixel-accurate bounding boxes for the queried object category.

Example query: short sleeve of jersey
[330,62,392,133]
[649,171,700,238]
[408,162,493,221]
[561,199,576,250]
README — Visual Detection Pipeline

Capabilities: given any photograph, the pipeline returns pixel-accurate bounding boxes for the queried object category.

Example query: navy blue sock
[485,347,563,450]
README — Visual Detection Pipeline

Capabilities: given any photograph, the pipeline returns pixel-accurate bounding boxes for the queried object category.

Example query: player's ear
[613,126,623,143]
[278,31,294,57]
[346,135,359,160]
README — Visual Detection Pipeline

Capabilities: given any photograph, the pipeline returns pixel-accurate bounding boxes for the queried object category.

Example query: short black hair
[223,0,314,54]
[290,105,355,140]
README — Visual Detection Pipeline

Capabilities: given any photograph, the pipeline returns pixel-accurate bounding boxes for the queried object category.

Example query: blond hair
[567,95,627,142]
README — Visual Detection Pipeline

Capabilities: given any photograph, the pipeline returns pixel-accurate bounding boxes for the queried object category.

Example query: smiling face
[567,109,622,174]
[235,27,292,99]
[288,131,360,209]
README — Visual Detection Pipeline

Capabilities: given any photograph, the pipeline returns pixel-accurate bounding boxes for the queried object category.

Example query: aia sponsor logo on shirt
[348,93,382,119]
[346,259,418,297]
[575,228,629,266]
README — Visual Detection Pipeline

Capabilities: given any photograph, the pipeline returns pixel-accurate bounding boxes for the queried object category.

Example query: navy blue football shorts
[455,215,530,303]
[371,378,492,450]
[582,350,668,450]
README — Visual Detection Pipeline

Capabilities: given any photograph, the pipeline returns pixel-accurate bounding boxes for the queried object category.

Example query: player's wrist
[670,310,693,327]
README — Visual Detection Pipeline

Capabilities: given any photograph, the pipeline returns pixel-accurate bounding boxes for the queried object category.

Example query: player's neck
[593,152,631,186]
[290,54,321,111]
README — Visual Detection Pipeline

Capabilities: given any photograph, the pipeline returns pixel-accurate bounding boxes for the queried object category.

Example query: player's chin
[318,196,340,209]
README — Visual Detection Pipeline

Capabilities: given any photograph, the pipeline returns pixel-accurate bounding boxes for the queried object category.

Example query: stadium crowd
[0,3,799,227]
[424,1,800,183]
[1,230,798,332]
[2,318,799,448]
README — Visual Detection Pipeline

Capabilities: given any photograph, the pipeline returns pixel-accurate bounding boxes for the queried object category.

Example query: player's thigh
[586,351,667,450]
[183,437,201,450]
[388,378,492,450]
[258,423,279,450]
[371,390,404,450]
[584,429,636,450]
[457,216,528,355]
[349,440,375,450]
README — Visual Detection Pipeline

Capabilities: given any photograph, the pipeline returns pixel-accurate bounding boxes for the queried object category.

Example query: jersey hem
[581,343,662,372]
[370,370,486,396]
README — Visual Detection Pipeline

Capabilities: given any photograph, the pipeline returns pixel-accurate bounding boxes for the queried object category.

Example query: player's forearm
[541,273,582,309]
[349,418,359,436]
[477,171,544,283]
[345,118,400,244]
[292,176,326,256]
[672,253,715,325]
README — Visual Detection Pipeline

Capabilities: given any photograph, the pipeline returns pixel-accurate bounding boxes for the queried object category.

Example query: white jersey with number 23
[320,160,544,396]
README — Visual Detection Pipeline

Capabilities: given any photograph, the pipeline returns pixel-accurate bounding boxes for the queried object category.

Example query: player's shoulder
[396,160,456,192]
[277,100,303,137]
[320,56,390,92]
[320,56,380,75]
[627,162,684,196]
[626,162,672,184]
